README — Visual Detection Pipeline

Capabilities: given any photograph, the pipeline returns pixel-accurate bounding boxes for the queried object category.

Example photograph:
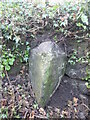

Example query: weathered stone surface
[66,39,89,58]
[78,82,88,95]
[66,63,87,79]
[29,41,66,107]
[65,39,89,80]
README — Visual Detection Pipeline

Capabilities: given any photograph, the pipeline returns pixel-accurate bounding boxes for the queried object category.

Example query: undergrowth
[0,2,90,85]
[0,0,90,119]
[0,1,90,89]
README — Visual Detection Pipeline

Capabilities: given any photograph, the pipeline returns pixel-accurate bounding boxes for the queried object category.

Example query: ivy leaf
[23,57,28,62]
[42,14,48,19]
[3,59,8,65]
[81,14,88,25]
[76,23,86,29]
[52,5,59,11]
[0,65,4,71]
[8,58,15,65]
[54,23,58,28]
[13,36,20,44]
[1,73,5,78]
[1,114,7,118]
[5,65,10,71]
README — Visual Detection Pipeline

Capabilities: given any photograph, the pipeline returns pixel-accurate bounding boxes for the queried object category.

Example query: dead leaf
[60,16,65,21]
[73,97,78,106]
[1,99,7,106]
[49,111,53,116]
[29,111,35,118]
[74,107,77,113]
[73,13,76,20]
[18,95,22,101]
[31,110,35,118]
[39,107,46,116]
[54,108,60,114]
[62,110,68,116]
[73,97,78,103]
[68,100,72,107]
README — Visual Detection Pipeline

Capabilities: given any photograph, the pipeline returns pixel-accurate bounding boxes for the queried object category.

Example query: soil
[1,31,90,119]
[48,75,80,109]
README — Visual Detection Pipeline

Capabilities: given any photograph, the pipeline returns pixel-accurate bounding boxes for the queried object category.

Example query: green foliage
[0,107,8,119]
[68,50,78,65]
[68,50,90,65]
[0,106,20,118]
[0,46,15,77]
[0,0,89,118]
[53,35,58,42]
[0,1,89,85]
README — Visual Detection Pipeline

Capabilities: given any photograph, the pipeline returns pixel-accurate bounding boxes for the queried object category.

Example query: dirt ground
[2,68,89,119]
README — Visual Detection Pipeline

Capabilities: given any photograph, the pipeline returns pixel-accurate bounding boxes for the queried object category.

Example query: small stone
[54,108,60,114]
[80,94,88,105]
[79,82,88,95]
[79,112,86,119]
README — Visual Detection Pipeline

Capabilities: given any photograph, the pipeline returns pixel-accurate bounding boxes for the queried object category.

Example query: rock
[65,38,89,80]
[29,41,66,107]
[66,39,89,58]
[66,63,87,79]
[79,112,86,119]
[78,81,88,95]
[66,74,88,95]
[80,94,88,105]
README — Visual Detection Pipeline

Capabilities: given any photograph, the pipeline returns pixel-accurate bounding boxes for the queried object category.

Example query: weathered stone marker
[29,41,66,107]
